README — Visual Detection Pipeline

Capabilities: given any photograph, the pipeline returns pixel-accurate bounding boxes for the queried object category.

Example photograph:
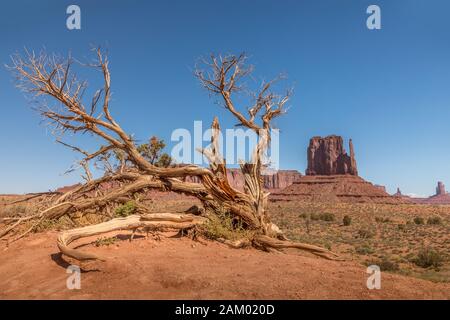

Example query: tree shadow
[50,252,101,273]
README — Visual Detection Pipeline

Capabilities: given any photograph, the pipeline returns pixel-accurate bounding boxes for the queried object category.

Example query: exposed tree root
[57,213,206,261]
[253,235,341,260]
[55,214,341,262]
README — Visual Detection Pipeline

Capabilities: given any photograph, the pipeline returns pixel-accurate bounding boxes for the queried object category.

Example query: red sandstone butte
[306,135,357,176]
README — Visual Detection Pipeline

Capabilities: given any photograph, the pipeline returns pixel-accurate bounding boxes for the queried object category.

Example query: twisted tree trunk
[1,49,341,262]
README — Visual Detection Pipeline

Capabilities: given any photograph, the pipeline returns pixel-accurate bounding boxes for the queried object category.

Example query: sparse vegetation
[413,248,444,269]
[427,216,442,225]
[414,217,425,225]
[95,236,117,247]
[269,201,450,282]
[115,201,137,218]
[366,257,399,272]
[375,216,391,223]
[357,229,375,239]
[343,215,352,226]
[201,208,253,242]
[355,244,374,255]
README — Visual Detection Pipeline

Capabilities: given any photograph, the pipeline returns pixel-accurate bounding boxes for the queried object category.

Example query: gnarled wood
[2,49,339,263]
[57,213,206,261]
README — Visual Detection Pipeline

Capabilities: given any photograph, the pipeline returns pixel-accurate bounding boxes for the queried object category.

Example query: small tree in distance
[137,136,172,167]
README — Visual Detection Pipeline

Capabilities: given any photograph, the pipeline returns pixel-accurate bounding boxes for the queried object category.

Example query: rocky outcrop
[394,187,402,196]
[263,170,302,189]
[436,182,446,195]
[305,135,358,176]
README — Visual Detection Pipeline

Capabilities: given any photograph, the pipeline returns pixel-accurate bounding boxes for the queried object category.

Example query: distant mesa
[411,181,450,204]
[306,135,358,176]
[271,135,407,204]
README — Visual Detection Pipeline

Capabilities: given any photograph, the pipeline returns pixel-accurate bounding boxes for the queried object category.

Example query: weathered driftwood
[57,213,206,261]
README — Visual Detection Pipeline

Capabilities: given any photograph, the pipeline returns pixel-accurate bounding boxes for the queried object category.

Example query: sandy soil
[0,231,448,299]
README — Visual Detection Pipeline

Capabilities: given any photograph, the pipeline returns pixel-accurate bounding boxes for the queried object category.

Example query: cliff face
[305,135,358,176]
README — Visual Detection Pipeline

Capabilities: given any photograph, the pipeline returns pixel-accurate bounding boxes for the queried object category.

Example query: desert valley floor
[0,197,449,299]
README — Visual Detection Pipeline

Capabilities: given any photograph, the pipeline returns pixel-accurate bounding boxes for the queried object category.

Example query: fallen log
[57,213,206,261]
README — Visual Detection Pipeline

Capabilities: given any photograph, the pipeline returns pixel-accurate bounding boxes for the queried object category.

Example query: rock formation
[270,135,408,204]
[305,135,358,176]
[413,181,450,204]
[270,175,408,204]
[394,188,402,196]
[436,181,446,195]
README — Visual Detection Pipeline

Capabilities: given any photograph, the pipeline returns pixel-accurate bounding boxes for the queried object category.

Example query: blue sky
[0,0,449,196]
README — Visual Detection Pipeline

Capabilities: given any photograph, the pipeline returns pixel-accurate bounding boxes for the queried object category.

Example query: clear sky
[1,0,449,196]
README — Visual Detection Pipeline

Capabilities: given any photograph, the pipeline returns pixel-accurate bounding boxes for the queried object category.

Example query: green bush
[115,201,137,217]
[427,216,442,225]
[201,207,253,241]
[413,248,444,269]
[413,217,424,225]
[343,215,352,226]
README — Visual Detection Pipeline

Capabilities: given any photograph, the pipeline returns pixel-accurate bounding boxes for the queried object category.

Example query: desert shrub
[397,224,405,231]
[319,213,335,222]
[357,229,374,239]
[343,215,352,226]
[355,244,374,255]
[1,204,28,217]
[95,236,117,247]
[427,216,442,225]
[413,248,444,269]
[310,213,320,221]
[33,216,74,233]
[413,217,424,225]
[367,257,399,272]
[115,201,137,217]
[298,213,308,219]
[375,217,391,223]
[202,207,253,241]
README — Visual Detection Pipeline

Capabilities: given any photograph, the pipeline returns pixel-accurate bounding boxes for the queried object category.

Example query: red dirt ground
[0,231,448,299]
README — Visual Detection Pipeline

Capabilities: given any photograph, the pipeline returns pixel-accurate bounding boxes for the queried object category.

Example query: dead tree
[1,49,339,261]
